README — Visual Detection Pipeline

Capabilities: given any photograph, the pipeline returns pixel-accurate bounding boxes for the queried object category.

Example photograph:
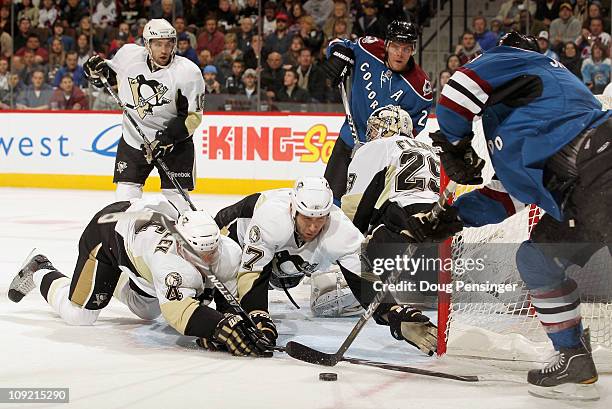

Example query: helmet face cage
[290,177,333,219]
[366,105,412,141]
[143,19,177,68]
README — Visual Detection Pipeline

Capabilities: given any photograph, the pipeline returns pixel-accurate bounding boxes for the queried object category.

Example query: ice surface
[0,188,609,409]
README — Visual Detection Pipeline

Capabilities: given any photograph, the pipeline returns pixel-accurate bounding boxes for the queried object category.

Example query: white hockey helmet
[143,18,177,68]
[366,105,413,141]
[290,177,333,218]
[175,210,220,256]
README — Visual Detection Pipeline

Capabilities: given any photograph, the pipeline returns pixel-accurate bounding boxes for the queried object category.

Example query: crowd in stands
[0,0,434,110]
[439,1,611,96]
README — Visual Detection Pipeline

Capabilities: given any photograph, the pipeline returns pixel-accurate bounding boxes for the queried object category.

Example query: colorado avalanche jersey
[437,46,611,220]
[106,44,205,149]
[342,135,440,233]
[328,37,433,147]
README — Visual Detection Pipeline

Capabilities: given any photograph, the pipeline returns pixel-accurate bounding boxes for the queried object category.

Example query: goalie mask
[143,18,177,69]
[176,210,220,264]
[366,105,413,141]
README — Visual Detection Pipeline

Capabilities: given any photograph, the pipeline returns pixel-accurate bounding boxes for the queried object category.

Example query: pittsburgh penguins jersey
[106,44,205,149]
[113,196,242,338]
[342,135,440,233]
[219,190,364,314]
[327,37,433,147]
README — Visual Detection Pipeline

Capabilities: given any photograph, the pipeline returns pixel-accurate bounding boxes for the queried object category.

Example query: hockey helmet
[143,18,177,68]
[366,105,413,141]
[386,20,418,45]
[497,31,538,52]
[176,210,220,260]
[290,177,333,219]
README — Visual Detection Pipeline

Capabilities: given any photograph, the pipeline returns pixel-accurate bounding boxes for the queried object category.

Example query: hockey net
[436,96,612,371]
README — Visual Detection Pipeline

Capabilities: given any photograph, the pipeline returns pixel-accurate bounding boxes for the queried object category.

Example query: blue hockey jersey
[328,37,433,147]
[437,46,611,221]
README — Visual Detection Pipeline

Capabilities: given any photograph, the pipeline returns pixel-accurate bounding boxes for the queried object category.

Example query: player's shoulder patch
[249,198,293,245]
[358,36,386,62]
[401,60,433,100]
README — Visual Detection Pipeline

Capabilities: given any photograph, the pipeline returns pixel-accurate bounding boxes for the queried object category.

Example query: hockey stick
[99,76,197,212]
[339,78,361,158]
[285,181,458,366]
[97,210,280,353]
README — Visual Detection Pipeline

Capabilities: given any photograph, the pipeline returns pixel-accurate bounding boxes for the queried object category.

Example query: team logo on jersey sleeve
[249,225,261,243]
[423,79,432,96]
[127,74,171,119]
[164,272,183,301]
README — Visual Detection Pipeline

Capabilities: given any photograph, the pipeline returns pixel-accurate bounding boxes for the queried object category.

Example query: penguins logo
[164,272,183,301]
[127,74,171,119]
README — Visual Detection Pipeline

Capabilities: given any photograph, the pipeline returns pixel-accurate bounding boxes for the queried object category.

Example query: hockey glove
[211,313,260,356]
[141,130,174,164]
[430,131,485,185]
[83,55,113,88]
[387,305,437,356]
[321,45,355,87]
[249,310,278,346]
[401,203,463,242]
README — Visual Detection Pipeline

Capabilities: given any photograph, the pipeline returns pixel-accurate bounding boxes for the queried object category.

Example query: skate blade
[528,382,600,401]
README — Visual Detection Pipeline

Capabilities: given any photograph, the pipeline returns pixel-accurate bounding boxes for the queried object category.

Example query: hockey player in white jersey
[8,197,269,357]
[83,19,206,212]
[214,177,440,355]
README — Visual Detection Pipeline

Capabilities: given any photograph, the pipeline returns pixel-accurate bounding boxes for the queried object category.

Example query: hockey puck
[319,372,338,381]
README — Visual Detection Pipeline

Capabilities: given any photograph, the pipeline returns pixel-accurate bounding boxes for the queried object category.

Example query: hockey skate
[8,250,54,303]
[527,328,599,401]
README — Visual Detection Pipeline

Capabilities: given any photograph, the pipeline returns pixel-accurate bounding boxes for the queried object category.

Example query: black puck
[319,372,338,381]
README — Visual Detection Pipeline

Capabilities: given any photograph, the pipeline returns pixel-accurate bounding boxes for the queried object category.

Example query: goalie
[8,198,270,357]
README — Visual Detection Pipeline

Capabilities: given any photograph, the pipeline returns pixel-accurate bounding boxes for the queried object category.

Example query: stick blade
[285,341,339,366]
[97,211,155,224]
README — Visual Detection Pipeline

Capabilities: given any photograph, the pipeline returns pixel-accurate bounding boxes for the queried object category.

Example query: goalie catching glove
[321,44,355,87]
[387,305,437,356]
[430,130,485,185]
[401,203,463,242]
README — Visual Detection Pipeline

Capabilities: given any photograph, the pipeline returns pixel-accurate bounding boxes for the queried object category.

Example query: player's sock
[115,182,143,201]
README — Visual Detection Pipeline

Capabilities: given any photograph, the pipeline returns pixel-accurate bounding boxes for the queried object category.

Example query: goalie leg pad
[310,268,363,317]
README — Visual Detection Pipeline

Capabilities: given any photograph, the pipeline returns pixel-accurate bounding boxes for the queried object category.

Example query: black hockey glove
[321,44,355,87]
[387,305,437,356]
[142,130,174,164]
[83,55,114,88]
[401,203,463,242]
[210,313,262,357]
[430,130,485,185]
[249,310,278,346]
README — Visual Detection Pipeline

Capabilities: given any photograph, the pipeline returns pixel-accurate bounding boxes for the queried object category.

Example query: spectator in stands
[584,2,610,33]
[265,12,292,54]
[263,1,278,36]
[108,32,129,59]
[177,33,199,66]
[261,51,284,98]
[75,34,93,67]
[0,5,11,35]
[303,0,334,29]
[581,41,611,95]
[184,0,208,26]
[237,17,255,51]
[217,0,238,29]
[535,0,561,28]
[0,58,9,92]
[0,31,11,59]
[289,2,306,32]
[549,2,582,53]
[490,18,505,40]
[574,0,588,26]
[198,48,214,69]
[241,68,258,99]
[203,65,222,94]
[0,73,24,110]
[560,41,582,79]
[240,0,259,21]
[515,8,546,36]
[76,16,103,51]
[438,69,452,91]
[17,0,39,28]
[472,16,498,51]
[496,0,536,31]
[295,47,326,102]
[328,18,350,42]
[244,34,266,69]
[92,0,118,27]
[225,60,246,94]
[47,21,75,52]
[48,38,66,74]
[120,0,146,25]
[283,35,305,68]
[299,15,324,54]
[455,31,483,66]
[536,30,559,60]
[445,54,461,73]
[53,51,86,88]
[214,33,244,80]
[353,1,386,39]
[16,34,49,65]
[576,17,611,59]
[16,70,53,110]
[39,0,59,29]
[62,0,90,29]
[174,16,196,49]
[323,0,352,40]
[197,16,225,57]
[50,74,88,110]
[14,17,33,52]
[150,0,184,20]
[276,69,309,102]
[17,50,47,86]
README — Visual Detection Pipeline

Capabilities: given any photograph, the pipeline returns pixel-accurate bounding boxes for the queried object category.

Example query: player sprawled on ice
[83,19,205,212]
[214,177,442,355]
[432,31,612,400]
[321,20,433,205]
[8,198,271,357]
[342,105,463,353]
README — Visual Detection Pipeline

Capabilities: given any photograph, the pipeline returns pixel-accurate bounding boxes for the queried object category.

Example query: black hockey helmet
[386,20,418,45]
[497,31,538,52]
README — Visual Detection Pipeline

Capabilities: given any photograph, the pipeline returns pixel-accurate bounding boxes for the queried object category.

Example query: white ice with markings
[0,188,609,409]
